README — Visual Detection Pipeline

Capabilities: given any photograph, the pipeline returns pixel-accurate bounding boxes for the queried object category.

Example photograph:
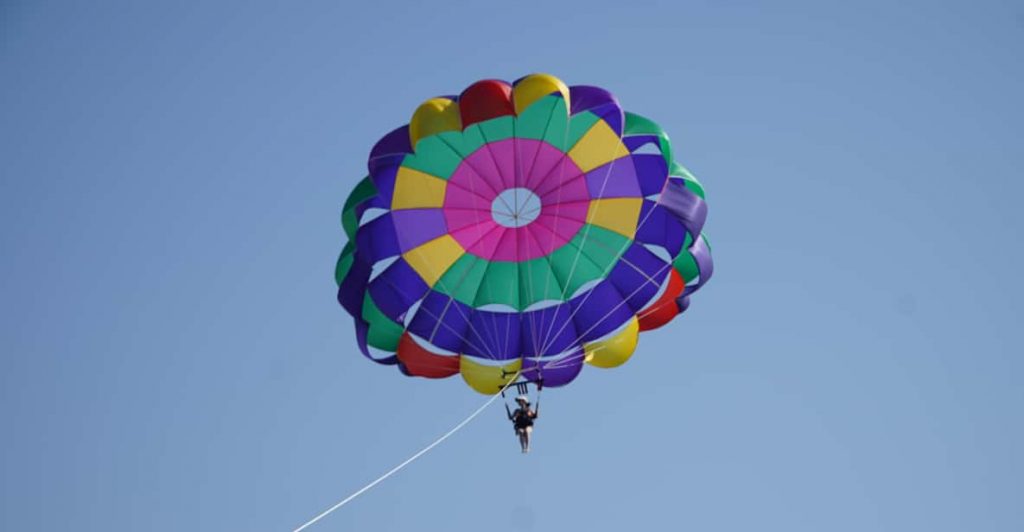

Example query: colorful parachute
[335,74,713,394]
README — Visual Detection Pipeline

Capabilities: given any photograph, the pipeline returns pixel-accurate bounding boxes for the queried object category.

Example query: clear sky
[2,1,1022,530]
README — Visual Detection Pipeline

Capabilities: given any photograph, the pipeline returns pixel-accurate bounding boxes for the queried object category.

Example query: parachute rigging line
[292,373,521,532]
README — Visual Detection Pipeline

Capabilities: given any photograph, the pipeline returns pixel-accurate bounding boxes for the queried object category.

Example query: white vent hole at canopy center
[491,187,542,228]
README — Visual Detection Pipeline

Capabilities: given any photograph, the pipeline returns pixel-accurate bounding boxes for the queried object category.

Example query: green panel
[477,115,516,143]
[541,99,571,151]
[516,95,568,141]
[684,179,705,199]
[401,136,464,179]
[673,232,710,285]
[670,163,705,199]
[575,224,631,271]
[547,224,629,298]
[623,111,659,135]
[341,210,359,241]
[435,253,488,306]
[335,240,355,286]
[673,249,700,284]
[474,260,520,309]
[548,242,603,299]
[362,293,403,351]
[671,228,712,255]
[341,175,377,238]
[436,126,486,159]
[564,111,601,152]
[517,255,564,307]
[624,112,673,166]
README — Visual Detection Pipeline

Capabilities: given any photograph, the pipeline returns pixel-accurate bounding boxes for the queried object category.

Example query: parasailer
[334,73,713,448]
[509,396,538,453]
[502,380,542,452]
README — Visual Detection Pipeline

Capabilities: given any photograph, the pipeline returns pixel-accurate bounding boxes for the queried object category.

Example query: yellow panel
[409,97,461,148]
[586,197,642,238]
[460,356,521,395]
[513,73,570,114]
[391,167,447,210]
[403,234,464,286]
[567,120,629,172]
[584,317,639,368]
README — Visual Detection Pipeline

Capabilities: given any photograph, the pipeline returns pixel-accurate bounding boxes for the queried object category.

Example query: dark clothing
[512,408,537,430]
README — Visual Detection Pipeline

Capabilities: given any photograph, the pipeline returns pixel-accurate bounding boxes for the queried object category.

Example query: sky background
[2,1,1023,530]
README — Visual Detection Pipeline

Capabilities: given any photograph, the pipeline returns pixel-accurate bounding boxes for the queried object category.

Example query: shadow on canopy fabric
[335,74,713,394]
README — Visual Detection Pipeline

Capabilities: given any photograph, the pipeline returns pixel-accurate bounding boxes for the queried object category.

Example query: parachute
[335,74,713,394]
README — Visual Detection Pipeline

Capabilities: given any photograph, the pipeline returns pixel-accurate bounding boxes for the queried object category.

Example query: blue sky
[2,1,1022,530]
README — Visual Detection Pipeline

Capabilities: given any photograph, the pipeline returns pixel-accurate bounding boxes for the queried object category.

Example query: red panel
[396,333,460,378]
[458,80,515,128]
[638,269,685,331]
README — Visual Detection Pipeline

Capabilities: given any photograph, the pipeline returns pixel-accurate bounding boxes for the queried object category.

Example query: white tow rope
[292,376,519,531]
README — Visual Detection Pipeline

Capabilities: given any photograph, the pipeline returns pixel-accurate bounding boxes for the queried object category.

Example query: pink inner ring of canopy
[443,139,589,261]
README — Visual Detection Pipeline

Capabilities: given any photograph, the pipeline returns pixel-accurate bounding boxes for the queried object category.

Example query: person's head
[516,395,529,406]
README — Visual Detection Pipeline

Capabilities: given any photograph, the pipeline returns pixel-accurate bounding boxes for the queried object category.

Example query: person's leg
[524,426,532,452]
[516,428,527,452]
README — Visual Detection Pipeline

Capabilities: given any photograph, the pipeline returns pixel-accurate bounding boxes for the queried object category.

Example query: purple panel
[367,258,430,322]
[676,294,691,314]
[369,163,399,204]
[354,195,389,225]
[520,303,577,357]
[569,281,634,343]
[635,201,664,247]
[661,178,707,241]
[538,358,584,387]
[356,214,401,263]
[354,317,370,357]
[569,86,614,114]
[521,353,584,388]
[623,135,661,152]
[585,158,640,199]
[636,202,685,258]
[608,244,667,313]
[392,209,449,252]
[337,258,370,317]
[465,310,521,360]
[633,154,668,197]
[568,86,623,135]
[354,317,398,365]
[681,234,714,297]
[368,125,411,175]
[589,103,624,137]
[407,291,472,354]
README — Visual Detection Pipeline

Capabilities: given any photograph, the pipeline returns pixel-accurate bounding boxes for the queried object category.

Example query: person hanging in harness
[505,387,540,453]
[509,396,537,453]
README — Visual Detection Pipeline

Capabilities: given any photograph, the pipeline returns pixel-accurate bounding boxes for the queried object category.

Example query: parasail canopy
[335,74,713,394]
